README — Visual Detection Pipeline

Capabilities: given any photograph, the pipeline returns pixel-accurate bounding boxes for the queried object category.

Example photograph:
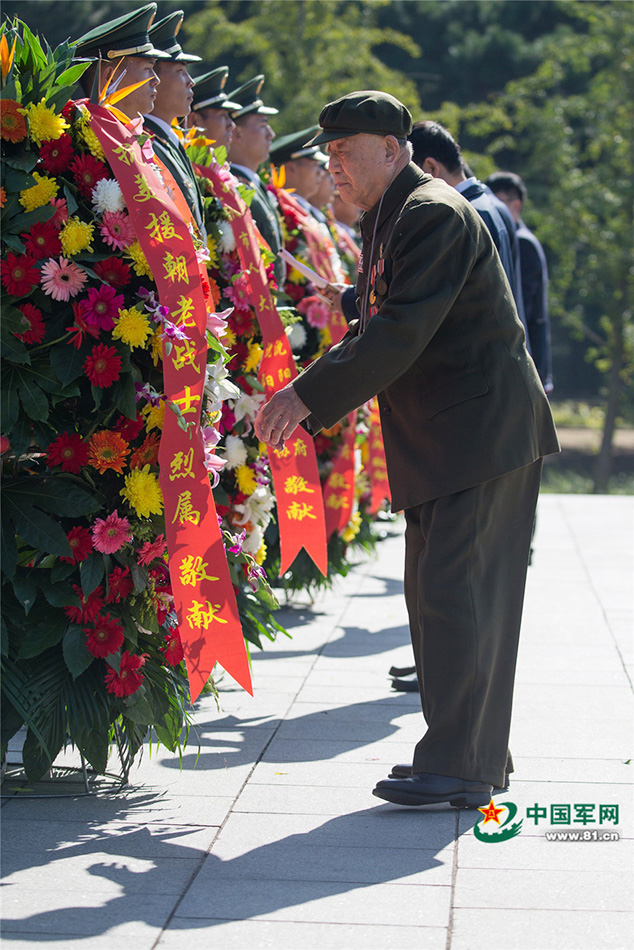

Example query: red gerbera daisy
[104,650,147,697]
[129,432,160,470]
[84,343,122,388]
[65,300,100,350]
[113,413,144,442]
[80,284,124,331]
[20,220,61,261]
[60,100,75,121]
[64,583,104,624]
[92,257,131,289]
[162,632,185,666]
[0,252,40,297]
[38,133,74,174]
[60,525,93,563]
[84,612,124,658]
[14,303,46,345]
[106,566,134,604]
[70,153,109,199]
[47,431,89,473]
[136,533,167,566]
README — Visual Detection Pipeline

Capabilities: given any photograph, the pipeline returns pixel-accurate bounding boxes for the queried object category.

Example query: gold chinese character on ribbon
[185,599,228,629]
[172,386,200,415]
[287,501,316,521]
[169,447,195,480]
[133,172,153,201]
[172,490,201,525]
[179,555,219,587]
[163,251,190,284]
[145,210,183,243]
[284,475,314,495]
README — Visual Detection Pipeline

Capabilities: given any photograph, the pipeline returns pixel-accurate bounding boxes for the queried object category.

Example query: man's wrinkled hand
[254,383,310,450]
[320,282,347,311]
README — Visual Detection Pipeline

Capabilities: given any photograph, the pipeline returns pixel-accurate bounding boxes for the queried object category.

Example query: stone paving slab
[1,495,633,949]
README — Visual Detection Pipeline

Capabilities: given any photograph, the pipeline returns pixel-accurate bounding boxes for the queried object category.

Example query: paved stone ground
[1,494,632,949]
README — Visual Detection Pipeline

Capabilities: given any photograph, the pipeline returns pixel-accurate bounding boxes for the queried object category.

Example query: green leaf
[1,508,18,579]
[1,332,31,365]
[38,574,79,608]
[22,723,64,782]
[62,624,94,679]
[49,342,87,387]
[17,613,69,659]
[7,413,33,457]
[17,373,49,420]
[9,503,71,558]
[55,62,90,87]
[11,570,38,616]
[112,372,137,421]
[51,558,76,583]
[0,384,20,432]
[122,693,155,725]
[6,476,100,518]
[80,552,104,597]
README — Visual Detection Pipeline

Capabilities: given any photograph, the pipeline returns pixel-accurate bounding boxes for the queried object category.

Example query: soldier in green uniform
[256,91,559,809]
[227,76,285,287]
[187,66,241,152]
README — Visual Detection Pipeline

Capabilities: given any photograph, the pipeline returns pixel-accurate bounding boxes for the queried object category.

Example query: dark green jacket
[230,165,285,287]
[144,116,205,233]
[294,163,559,510]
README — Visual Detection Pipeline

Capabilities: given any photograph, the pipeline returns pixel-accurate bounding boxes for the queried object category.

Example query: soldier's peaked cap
[269,127,321,166]
[192,67,241,112]
[72,3,171,61]
[305,90,412,147]
[228,75,278,118]
[148,10,201,63]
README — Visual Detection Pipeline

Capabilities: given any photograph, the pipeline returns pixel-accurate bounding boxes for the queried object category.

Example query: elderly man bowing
[255,91,559,809]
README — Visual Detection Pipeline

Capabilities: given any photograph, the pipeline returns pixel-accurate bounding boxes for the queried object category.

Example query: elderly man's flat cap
[148,10,201,63]
[192,67,241,112]
[72,3,170,61]
[306,90,412,147]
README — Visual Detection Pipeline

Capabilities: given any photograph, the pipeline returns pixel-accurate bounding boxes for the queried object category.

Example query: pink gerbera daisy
[40,256,87,301]
[91,509,132,554]
[79,284,124,331]
[100,211,135,251]
[49,197,69,230]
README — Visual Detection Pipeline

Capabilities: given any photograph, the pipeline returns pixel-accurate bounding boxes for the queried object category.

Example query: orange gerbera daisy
[88,430,130,474]
[129,432,160,469]
[1,99,27,142]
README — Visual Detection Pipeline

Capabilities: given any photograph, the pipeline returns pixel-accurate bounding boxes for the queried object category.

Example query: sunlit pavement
[2,494,632,950]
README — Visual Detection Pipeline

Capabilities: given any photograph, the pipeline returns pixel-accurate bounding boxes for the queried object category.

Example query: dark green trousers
[403,459,542,788]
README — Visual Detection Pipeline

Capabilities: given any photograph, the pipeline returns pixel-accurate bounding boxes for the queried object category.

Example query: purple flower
[228,529,246,556]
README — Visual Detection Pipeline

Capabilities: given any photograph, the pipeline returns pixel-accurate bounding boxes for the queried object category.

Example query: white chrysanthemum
[231,391,265,423]
[224,434,248,470]
[286,322,307,351]
[217,218,236,253]
[243,523,264,555]
[234,485,275,527]
[91,178,125,214]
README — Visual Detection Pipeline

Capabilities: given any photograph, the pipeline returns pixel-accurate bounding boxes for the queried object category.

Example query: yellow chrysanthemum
[235,463,257,495]
[142,400,165,432]
[59,217,94,256]
[360,440,370,465]
[243,341,263,374]
[120,464,163,518]
[254,540,267,566]
[21,99,68,147]
[112,306,151,349]
[206,234,220,268]
[287,264,307,285]
[221,326,237,349]
[75,111,106,160]
[150,328,163,366]
[19,171,58,211]
[126,239,152,277]
[341,510,362,544]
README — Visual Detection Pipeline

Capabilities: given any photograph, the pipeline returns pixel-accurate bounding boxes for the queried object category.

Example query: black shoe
[390,674,419,692]
[373,771,492,808]
[388,762,510,792]
[388,665,416,677]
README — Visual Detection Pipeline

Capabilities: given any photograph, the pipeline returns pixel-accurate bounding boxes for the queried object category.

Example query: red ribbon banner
[87,104,252,702]
[194,161,328,576]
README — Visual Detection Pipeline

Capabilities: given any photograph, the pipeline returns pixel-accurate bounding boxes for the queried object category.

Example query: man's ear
[421,157,440,178]
[384,135,401,164]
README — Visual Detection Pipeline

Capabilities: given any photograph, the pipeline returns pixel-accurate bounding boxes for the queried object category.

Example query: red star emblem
[477,798,505,825]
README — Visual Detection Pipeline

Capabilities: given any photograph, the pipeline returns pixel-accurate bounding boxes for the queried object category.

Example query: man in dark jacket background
[255,91,559,809]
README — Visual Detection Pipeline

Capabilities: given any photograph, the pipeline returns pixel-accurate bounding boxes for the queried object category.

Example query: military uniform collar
[360,163,427,239]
